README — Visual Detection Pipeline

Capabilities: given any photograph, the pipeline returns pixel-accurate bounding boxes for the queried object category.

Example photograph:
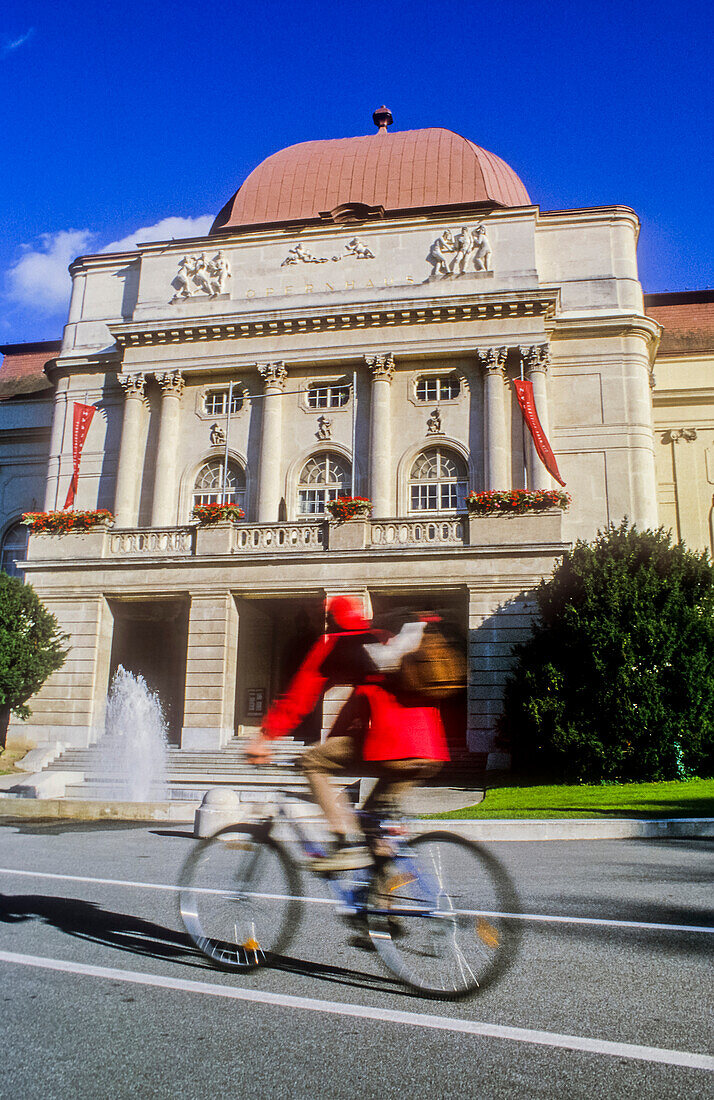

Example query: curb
[0,797,712,839]
[412,817,714,841]
[0,797,197,823]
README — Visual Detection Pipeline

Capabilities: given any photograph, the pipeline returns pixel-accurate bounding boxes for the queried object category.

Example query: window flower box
[325,496,373,522]
[21,509,115,533]
[192,503,245,525]
[465,490,570,516]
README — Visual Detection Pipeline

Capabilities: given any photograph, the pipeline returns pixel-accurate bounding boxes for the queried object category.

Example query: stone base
[26,528,109,561]
[327,519,369,550]
[486,752,511,771]
[9,770,84,799]
[194,522,234,556]
[181,726,233,750]
[6,724,94,750]
[467,509,564,546]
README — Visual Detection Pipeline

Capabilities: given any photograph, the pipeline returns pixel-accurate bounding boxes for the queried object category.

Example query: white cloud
[101,215,213,254]
[5,215,213,315]
[3,28,34,55]
[6,229,94,311]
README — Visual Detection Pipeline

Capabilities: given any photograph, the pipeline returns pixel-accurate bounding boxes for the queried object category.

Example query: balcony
[26,510,564,564]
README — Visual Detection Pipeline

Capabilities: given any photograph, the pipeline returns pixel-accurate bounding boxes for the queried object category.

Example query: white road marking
[0,949,712,1071]
[0,866,712,936]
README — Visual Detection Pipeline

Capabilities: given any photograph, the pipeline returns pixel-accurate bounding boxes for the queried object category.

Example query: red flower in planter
[21,509,115,534]
[325,496,373,522]
[192,503,245,525]
[465,490,570,516]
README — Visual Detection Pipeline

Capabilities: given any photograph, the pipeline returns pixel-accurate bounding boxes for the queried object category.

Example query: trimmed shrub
[503,521,714,782]
[0,573,68,747]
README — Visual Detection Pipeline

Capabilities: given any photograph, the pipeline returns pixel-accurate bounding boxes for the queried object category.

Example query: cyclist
[246,594,449,871]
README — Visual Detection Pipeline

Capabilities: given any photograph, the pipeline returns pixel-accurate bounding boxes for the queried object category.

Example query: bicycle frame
[250,791,441,920]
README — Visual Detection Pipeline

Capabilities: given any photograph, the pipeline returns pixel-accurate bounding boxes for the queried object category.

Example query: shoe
[308,839,373,873]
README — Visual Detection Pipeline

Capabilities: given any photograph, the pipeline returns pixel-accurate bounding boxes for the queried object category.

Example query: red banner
[512,378,565,487]
[63,403,96,509]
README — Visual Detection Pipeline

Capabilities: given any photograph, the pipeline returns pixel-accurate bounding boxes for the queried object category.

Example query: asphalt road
[0,819,712,1100]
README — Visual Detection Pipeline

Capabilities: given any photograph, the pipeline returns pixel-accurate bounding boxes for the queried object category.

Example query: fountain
[92,666,170,801]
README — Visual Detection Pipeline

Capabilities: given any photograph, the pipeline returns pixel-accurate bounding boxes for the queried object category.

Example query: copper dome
[210,126,530,234]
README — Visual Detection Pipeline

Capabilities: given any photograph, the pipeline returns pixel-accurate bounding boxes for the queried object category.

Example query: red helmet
[327,594,371,631]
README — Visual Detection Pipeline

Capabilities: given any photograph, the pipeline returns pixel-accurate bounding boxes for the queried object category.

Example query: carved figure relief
[171,252,231,300]
[281,238,376,267]
[281,244,329,266]
[661,428,697,444]
[210,423,226,445]
[316,416,332,441]
[428,224,491,277]
[426,408,443,434]
[341,237,375,260]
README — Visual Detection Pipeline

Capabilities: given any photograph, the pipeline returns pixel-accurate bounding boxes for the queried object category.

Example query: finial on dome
[372,106,393,133]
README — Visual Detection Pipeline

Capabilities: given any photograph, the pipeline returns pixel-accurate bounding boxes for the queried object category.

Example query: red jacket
[262,630,449,763]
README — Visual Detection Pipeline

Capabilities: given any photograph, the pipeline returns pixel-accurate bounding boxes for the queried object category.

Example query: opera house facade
[1,108,712,770]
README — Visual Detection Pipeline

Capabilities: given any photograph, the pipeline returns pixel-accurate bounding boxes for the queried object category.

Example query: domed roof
[210,117,530,234]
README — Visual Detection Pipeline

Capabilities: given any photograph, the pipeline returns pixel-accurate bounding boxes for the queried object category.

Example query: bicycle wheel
[179,824,303,970]
[366,831,519,999]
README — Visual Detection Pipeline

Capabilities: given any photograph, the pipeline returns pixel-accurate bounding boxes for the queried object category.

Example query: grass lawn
[0,749,24,775]
[426,777,714,819]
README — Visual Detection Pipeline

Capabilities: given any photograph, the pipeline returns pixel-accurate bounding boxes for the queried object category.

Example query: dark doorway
[108,600,189,745]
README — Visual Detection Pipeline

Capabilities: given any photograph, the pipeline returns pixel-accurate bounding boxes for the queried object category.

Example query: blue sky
[1,0,712,344]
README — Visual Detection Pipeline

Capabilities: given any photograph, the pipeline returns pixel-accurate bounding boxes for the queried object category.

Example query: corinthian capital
[365,353,395,382]
[155,369,185,397]
[118,372,146,399]
[257,362,288,390]
[519,343,551,375]
[476,346,508,375]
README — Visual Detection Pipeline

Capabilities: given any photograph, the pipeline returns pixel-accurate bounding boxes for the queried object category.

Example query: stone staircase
[44,735,316,804]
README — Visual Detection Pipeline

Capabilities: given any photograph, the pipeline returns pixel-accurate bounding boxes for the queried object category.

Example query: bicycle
[178,790,520,1001]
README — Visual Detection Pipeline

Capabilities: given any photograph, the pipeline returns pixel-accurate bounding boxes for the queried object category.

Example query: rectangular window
[416,376,460,402]
[307,385,349,409]
[411,484,438,511]
[205,390,242,416]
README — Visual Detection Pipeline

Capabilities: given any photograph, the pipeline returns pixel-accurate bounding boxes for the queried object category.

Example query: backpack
[365,619,467,701]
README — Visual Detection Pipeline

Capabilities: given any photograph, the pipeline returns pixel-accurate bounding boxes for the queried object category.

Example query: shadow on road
[0,893,419,998]
[0,892,209,968]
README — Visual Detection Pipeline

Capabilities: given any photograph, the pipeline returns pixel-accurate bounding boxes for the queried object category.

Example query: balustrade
[369,518,465,548]
[234,522,326,552]
[109,527,195,556]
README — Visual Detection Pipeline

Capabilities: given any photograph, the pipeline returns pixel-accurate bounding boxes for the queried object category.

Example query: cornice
[110,289,560,350]
[550,312,662,354]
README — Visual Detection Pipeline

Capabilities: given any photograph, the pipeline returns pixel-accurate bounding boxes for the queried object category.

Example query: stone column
[151,370,184,527]
[182,592,239,750]
[521,344,553,491]
[256,362,287,523]
[114,373,147,527]
[365,353,394,518]
[477,347,509,489]
[44,376,70,511]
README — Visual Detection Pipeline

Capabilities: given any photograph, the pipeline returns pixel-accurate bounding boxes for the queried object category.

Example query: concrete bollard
[194,788,244,837]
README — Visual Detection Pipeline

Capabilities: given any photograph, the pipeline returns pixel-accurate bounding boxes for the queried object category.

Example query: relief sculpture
[428,223,491,277]
[172,251,231,300]
[281,237,375,266]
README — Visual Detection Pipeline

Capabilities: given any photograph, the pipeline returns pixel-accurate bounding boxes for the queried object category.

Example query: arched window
[297,452,351,516]
[0,521,29,579]
[193,459,246,510]
[409,447,468,513]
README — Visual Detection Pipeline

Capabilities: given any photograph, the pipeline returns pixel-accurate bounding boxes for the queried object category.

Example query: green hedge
[503,522,714,782]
